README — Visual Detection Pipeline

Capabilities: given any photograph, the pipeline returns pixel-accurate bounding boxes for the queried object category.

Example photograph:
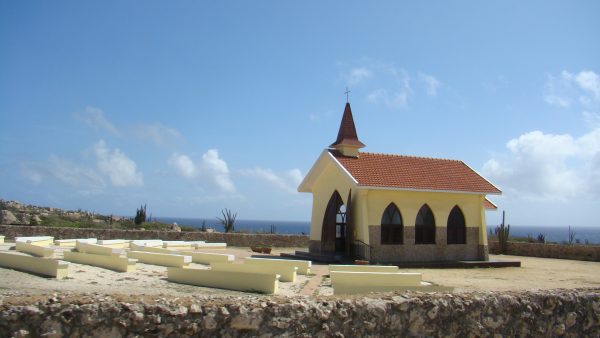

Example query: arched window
[447,205,466,244]
[415,204,436,244]
[381,203,403,244]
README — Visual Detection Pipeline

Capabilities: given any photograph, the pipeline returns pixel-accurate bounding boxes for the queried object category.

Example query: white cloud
[346,67,373,85]
[418,72,441,96]
[21,167,42,185]
[94,140,143,187]
[574,70,600,99]
[168,149,236,194]
[240,167,304,193]
[308,109,334,123]
[583,111,600,128]
[544,70,600,108]
[169,153,196,178]
[201,149,236,194]
[365,67,413,109]
[21,156,106,191]
[367,88,410,109]
[483,128,600,199]
[74,106,120,135]
[132,123,182,147]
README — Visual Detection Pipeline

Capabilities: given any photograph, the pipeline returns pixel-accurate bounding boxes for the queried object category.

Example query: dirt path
[1,242,599,297]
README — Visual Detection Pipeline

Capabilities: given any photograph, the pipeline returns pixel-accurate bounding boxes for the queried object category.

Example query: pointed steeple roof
[330,102,366,148]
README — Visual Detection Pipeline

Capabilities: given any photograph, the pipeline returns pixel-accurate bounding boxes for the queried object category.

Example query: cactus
[217,209,237,233]
[568,226,576,245]
[537,233,546,244]
[494,210,510,254]
[134,204,147,225]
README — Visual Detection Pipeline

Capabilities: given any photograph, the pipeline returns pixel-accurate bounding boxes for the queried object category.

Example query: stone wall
[0,225,309,248]
[368,225,484,262]
[1,289,598,337]
[489,240,600,262]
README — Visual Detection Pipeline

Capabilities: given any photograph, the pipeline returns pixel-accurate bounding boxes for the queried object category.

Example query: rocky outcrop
[0,210,17,225]
[0,289,598,337]
[170,223,182,232]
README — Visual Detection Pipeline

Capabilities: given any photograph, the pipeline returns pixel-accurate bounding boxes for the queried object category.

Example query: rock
[203,315,218,330]
[230,313,263,330]
[409,314,425,336]
[39,319,63,338]
[16,213,31,225]
[90,326,121,338]
[12,329,30,338]
[189,304,202,314]
[130,311,144,322]
[565,312,577,327]
[483,316,503,329]
[30,214,42,225]
[171,222,181,232]
[553,323,566,335]
[427,306,439,320]
[1,210,18,224]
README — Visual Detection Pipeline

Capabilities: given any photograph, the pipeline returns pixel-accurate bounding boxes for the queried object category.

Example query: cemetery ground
[0,242,599,299]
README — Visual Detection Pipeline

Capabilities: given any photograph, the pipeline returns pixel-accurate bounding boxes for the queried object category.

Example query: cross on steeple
[344,87,351,103]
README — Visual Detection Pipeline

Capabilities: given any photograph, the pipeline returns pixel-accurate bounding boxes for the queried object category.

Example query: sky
[0,1,599,226]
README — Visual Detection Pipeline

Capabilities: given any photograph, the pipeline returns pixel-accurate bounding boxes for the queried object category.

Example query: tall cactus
[495,210,510,254]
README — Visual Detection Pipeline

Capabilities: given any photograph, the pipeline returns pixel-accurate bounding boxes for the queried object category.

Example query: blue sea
[155,217,311,235]
[155,217,600,244]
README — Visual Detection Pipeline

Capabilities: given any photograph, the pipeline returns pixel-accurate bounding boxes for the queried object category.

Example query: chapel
[297,102,501,263]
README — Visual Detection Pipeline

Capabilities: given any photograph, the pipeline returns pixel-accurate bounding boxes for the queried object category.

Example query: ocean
[155,217,311,235]
[155,217,600,244]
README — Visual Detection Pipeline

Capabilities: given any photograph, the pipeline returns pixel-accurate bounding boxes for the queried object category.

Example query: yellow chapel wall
[361,189,486,245]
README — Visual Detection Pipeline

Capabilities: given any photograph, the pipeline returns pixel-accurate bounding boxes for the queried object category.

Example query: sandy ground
[1,242,599,298]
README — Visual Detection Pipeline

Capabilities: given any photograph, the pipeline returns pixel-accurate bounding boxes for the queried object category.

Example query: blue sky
[1,1,599,226]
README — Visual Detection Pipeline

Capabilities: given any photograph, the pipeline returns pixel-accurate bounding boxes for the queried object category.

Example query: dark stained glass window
[415,204,436,244]
[381,203,403,244]
[447,205,466,244]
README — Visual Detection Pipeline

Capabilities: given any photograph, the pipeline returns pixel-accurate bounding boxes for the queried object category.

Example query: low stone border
[0,289,598,337]
[489,240,600,261]
[0,225,309,248]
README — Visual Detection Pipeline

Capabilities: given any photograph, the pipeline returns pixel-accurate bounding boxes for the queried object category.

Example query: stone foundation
[369,225,484,262]
[0,290,598,337]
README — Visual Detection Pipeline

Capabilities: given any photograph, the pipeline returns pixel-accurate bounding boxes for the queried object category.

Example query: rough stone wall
[489,240,600,262]
[0,225,309,248]
[1,289,598,337]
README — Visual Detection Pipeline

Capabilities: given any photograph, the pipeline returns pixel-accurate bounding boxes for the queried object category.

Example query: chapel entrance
[335,205,347,252]
[321,191,346,253]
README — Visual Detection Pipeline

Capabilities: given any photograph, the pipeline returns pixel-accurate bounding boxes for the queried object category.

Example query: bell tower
[329,102,365,157]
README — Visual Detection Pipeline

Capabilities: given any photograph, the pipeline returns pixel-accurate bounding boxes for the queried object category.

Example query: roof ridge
[358,151,462,162]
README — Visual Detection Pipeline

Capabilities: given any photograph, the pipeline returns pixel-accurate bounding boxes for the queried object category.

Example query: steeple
[330,102,365,157]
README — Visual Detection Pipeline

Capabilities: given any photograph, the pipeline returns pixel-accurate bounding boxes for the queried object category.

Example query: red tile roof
[483,198,498,210]
[330,103,366,148]
[331,150,501,194]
